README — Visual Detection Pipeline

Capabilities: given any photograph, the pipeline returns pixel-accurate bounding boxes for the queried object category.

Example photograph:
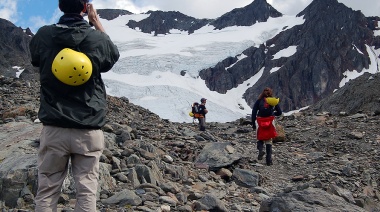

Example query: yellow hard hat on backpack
[51,48,92,86]
[266,97,280,106]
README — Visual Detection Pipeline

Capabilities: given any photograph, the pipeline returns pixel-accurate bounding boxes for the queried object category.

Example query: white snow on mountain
[88,12,379,123]
[339,45,380,87]
[98,14,305,123]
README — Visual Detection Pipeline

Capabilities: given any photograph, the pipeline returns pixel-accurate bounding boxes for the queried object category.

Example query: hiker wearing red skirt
[251,87,282,166]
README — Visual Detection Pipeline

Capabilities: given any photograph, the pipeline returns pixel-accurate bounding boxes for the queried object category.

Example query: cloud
[338,0,380,17]
[269,0,311,15]
[152,0,252,18]
[268,0,380,17]
[0,0,18,22]
[92,0,253,18]
[27,8,62,33]
[92,0,159,14]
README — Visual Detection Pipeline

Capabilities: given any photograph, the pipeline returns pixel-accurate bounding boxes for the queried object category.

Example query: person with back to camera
[251,87,282,166]
[198,98,208,131]
[29,0,120,211]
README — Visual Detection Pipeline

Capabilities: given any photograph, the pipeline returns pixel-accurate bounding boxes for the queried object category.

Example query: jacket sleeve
[29,29,43,67]
[251,100,259,124]
[100,36,120,73]
[274,104,282,116]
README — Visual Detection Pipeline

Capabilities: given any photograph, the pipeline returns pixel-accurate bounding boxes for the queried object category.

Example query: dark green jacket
[30,14,120,129]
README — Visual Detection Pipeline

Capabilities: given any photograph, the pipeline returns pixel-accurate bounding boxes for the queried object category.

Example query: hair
[258,87,273,100]
[59,0,88,14]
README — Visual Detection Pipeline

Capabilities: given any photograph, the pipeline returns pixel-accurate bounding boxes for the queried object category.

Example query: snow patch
[272,46,297,60]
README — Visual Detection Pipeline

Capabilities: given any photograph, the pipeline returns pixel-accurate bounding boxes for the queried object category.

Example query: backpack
[191,102,201,118]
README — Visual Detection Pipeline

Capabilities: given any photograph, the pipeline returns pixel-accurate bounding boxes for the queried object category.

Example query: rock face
[125,0,281,35]
[199,45,267,94]
[201,0,379,112]
[97,9,133,20]
[1,76,380,211]
[260,187,367,212]
[0,18,37,79]
[127,10,211,35]
[210,0,282,29]
[311,72,380,115]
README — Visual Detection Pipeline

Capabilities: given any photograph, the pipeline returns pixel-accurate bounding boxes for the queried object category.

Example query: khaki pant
[35,126,104,212]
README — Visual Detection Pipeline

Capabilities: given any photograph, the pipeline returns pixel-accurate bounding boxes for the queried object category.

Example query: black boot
[257,140,265,160]
[266,144,273,166]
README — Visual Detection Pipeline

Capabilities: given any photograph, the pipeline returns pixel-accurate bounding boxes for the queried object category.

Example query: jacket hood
[51,14,92,48]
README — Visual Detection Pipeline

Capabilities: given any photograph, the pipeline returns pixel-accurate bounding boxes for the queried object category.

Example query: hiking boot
[266,160,273,166]
[258,151,265,160]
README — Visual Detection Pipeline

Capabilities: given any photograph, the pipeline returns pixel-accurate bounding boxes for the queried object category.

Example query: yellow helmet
[51,48,92,86]
[266,97,280,106]
[189,112,194,117]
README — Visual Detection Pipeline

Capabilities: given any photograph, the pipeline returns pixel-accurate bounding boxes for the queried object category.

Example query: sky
[0,0,379,33]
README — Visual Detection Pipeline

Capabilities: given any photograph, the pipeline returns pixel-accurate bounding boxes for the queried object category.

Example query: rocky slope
[0,74,379,211]
[311,72,380,115]
[0,18,37,79]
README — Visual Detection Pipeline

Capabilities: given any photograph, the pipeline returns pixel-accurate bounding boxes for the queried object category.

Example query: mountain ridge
[210,0,282,30]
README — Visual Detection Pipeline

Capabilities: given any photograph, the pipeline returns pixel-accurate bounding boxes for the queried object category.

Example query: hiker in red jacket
[251,87,282,166]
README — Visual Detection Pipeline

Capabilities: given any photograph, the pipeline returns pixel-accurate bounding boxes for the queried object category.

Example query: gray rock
[194,142,242,170]
[232,168,260,188]
[101,189,142,206]
[260,187,367,212]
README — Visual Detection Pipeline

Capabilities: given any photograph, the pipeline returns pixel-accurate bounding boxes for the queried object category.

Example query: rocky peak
[126,10,211,35]
[297,0,371,51]
[210,0,282,30]
[24,27,34,36]
[97,9,133,21]
[298,0,353,19]
[250,0,374,110]
[0,18,37,79]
